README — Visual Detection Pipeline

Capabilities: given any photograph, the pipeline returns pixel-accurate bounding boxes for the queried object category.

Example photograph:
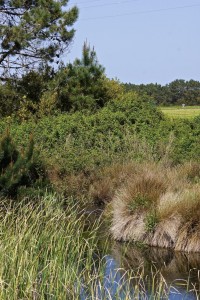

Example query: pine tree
[0,130,39,197]
[55,42,107,111]
[0,0,78,79]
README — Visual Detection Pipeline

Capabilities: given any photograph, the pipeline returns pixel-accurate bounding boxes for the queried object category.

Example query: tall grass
[0,194,104,299]
[0,193,196,299]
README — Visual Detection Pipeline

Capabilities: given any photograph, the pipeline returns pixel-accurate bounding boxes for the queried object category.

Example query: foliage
[0,130,44,197]
[52,42,113,112]
[124,79,200,106]
[37,91,59,117]
[0,93,199,179]
[0,80,20,117]
[0,0,78,78]
[0,94,164,178]
[101,77,124,101]
[16,67,54,103]
[0,43,125,117]
[16,95,38,121]
[128,194,150,214]
[145,211,158,232]
[0,67,55,117]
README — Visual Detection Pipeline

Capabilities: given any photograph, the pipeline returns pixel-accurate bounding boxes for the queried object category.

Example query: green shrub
[0,93,200,177]
[0,131,46,198]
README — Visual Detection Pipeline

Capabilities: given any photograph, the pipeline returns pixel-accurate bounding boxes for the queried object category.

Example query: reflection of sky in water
[79,254,198,299]
[101,254,198,299]
[79,242,200,299]
[100,255,134,299]
[169,291,197,300]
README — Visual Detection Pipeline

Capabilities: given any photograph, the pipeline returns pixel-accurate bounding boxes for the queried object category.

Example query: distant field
[160,106,200,119]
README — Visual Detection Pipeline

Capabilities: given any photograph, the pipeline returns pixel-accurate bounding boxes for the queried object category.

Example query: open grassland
[161,106,200,119]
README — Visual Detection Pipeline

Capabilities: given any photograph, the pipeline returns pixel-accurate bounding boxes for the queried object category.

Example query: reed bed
[0,192,198,299]
[0,194,104,299]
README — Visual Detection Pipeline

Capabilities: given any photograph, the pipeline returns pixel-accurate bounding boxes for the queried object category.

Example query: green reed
[0,193,198,299]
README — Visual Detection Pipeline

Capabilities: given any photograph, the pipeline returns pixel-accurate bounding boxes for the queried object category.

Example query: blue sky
[67,0,200,85]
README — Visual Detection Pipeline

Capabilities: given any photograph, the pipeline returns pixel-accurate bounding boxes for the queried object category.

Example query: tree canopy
[0,0,78,79]
[52,42,107,111]
[124,79,200,106]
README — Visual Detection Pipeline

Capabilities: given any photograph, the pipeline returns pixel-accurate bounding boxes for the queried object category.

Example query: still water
[107,243,200,299]
[81,239,200,299]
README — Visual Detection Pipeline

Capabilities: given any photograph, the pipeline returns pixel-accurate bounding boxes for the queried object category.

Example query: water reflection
[79,241,200,299]
[107,242,200,299]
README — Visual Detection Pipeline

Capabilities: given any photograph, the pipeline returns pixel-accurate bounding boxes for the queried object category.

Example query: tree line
[1,1,200,121]
[124,80,200,106]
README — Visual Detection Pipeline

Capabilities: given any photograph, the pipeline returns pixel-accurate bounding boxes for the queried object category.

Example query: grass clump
[111,162,200,252]
[145,211,159,232]
[128,193,150,213]
[0,193,106,299]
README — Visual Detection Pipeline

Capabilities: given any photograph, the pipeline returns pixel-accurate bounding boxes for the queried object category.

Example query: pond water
[82,210,200,299]
[82,239,200,299]
[101,242,200,299]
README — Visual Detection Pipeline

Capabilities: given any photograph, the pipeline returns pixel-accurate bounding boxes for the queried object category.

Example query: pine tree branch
[0,47,16,64]
[0,9,24,16]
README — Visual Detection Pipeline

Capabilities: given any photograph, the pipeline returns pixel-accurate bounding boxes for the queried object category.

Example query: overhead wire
[80,3,200,20]
[70,0,106,5]
[78,0,138,9]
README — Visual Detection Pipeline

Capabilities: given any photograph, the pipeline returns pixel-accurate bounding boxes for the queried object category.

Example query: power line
[81,3,200,20]
[70,0,105,5]
[80,0,138,9]
[70,0,140,6]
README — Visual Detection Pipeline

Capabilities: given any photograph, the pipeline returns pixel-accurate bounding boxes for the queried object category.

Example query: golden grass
[161,106,200,119]
[89,162,142,205]
[110,161,200,252]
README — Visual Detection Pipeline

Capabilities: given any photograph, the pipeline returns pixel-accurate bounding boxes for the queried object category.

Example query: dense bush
[0,131,46,198]
[0,81,20,117]
[0,92,199,178]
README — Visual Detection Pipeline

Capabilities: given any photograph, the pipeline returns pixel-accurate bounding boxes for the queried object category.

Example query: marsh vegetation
[0,41,200,299]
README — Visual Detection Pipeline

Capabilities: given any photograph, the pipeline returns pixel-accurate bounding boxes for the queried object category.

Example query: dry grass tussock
[110,161,200,252]
[48,162,141,205]
[89,162,142,205]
